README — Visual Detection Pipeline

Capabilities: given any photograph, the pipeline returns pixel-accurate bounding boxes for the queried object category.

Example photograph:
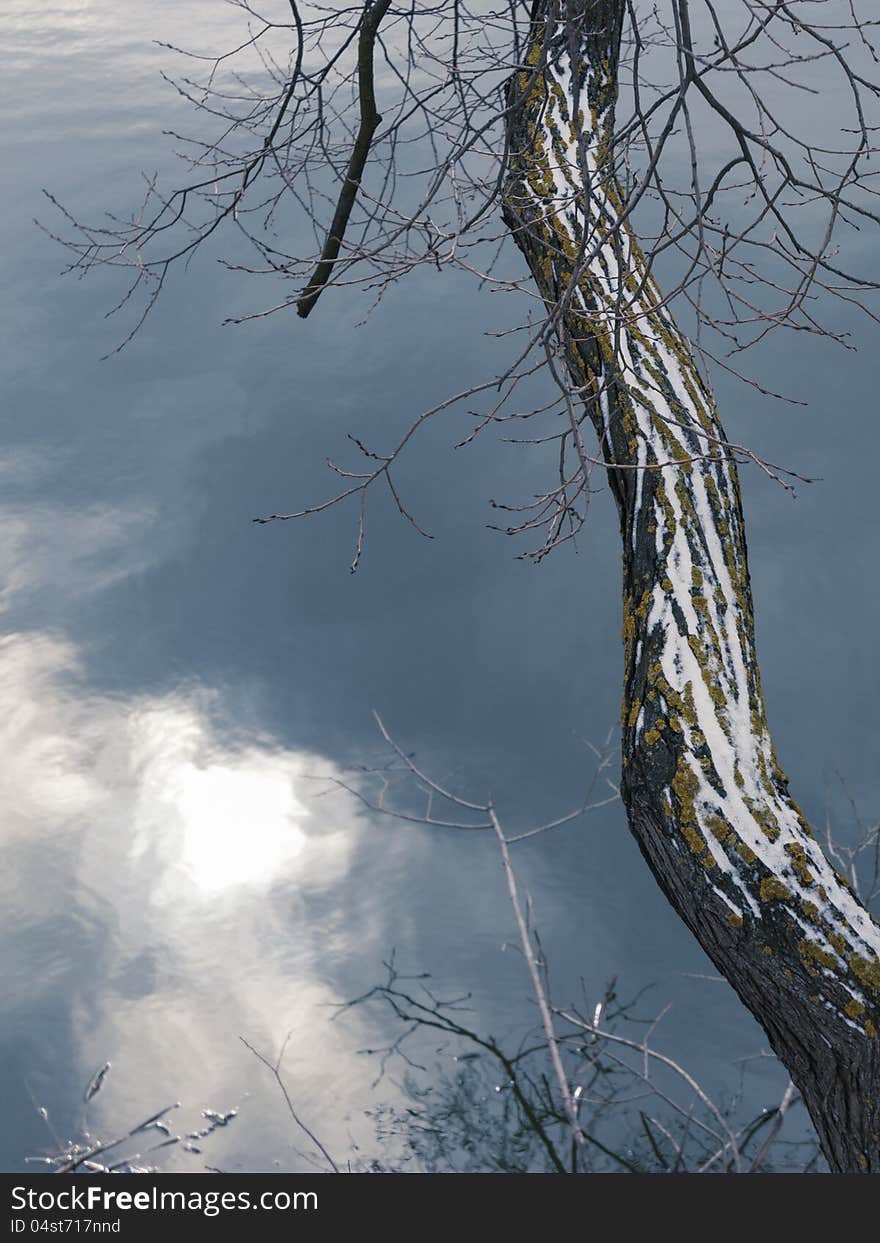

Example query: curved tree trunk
[502,0,880,1171]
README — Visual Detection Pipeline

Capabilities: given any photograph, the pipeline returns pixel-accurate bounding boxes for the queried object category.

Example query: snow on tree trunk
[502,0,880,1171]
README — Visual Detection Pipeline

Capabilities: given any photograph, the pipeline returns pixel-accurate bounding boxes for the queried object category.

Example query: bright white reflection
[1,630,386,1170]
[1,630,361,907]
[175,762,305,892]
[127,701,313,896]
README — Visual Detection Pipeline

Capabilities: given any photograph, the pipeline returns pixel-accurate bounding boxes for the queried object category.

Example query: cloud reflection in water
[1,629,386,1171]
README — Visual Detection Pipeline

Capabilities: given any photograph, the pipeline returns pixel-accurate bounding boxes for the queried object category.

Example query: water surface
[3,0,878,1172]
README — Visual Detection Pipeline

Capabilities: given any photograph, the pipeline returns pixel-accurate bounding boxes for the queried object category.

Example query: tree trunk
[502,0,880,1171]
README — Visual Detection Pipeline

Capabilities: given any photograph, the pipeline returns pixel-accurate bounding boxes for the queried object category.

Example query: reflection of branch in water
[343,957,819,1174]
[240,1033,340,1173]
[317,714,822,1173]
[26,1062,237,1174]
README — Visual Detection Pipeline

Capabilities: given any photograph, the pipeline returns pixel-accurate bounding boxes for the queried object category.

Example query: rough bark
[502,0,880,1171]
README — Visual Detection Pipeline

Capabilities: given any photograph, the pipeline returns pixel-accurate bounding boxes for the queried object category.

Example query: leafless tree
[321,723,816,1172]
[49,1,880,1171]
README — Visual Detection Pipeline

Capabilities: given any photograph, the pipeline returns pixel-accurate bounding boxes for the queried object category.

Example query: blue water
[2,0,877,1173]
